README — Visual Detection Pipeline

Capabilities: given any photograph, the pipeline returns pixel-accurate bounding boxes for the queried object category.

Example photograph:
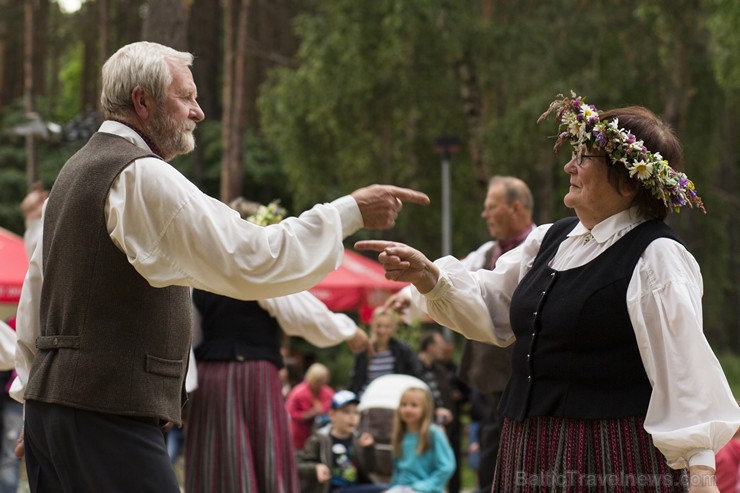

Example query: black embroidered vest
[192,289,283,367]
[501,217,680,421]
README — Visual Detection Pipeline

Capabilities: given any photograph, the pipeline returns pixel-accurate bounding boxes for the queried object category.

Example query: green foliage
[707,0,740,95]
[173,121,291,209]
[56,42,85,121]
[259,0,477,256]
[718,353,740,399]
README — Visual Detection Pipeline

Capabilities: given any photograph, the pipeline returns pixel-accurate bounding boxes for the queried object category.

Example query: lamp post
[434,136,460,256]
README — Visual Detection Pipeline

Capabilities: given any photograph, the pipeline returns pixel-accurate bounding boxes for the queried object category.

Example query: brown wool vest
[24,132,192,424]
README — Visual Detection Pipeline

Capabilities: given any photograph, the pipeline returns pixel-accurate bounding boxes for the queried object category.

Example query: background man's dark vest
[501,217,679,421]
[457,243,516,394]
[25,132,191,424]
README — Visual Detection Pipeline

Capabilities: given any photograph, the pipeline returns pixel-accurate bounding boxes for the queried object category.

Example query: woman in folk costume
[185,199,368,493]
[357,93,740,492]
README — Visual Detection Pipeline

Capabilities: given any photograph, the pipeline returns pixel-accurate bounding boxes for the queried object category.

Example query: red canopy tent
[309,249,407,322]
[0,228,28,304]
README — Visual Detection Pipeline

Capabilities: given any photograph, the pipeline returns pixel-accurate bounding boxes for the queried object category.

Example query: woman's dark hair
[598,106,683,220]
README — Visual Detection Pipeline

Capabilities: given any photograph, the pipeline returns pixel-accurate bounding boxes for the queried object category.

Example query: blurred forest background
[0,0,738,365]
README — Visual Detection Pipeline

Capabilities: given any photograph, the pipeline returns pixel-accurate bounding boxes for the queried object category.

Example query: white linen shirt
[12,121,363,404]
[410,208,740,470]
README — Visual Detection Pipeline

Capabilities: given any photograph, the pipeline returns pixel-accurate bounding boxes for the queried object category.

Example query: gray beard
[147,111,195,160]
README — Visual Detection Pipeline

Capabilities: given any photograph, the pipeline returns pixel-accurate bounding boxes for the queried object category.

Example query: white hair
[100,41,194,119]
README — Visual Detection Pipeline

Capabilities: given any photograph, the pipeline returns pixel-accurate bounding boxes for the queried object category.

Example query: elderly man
[12,41,428,493]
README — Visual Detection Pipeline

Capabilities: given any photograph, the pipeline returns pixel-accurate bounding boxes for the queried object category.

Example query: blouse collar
[567,208,648,244]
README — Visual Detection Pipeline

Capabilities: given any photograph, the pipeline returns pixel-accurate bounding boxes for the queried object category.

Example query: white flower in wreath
[629,160,653,180]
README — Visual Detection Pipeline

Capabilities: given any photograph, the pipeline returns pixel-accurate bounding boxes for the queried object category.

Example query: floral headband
[246,200,287,226]
[538,92,705,213]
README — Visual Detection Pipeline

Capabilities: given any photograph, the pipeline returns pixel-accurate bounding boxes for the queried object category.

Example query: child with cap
[297,390,387,493]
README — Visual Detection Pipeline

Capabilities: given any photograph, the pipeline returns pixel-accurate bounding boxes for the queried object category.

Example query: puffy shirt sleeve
[629,238,740,469]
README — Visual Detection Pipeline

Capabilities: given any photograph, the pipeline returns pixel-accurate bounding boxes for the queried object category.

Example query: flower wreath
[538,91,705,214]
[246,200,287,226]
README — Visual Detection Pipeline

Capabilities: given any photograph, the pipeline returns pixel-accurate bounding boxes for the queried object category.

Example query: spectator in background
[347,308,422,399]
[297,390,386,493]
[437,333,466,493]
[416,330,460,493]
[386,386,455,493]
[416,330,454,427]
[0,319,18,493]
[286,363,336,452]
[20,181,47,258]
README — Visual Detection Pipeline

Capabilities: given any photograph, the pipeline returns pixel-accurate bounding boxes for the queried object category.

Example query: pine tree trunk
[24,0,37,186]
[220,0,250,202]
[142,0,189,51]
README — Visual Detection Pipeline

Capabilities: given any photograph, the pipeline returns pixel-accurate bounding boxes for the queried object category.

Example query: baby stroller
[357,374,430,484]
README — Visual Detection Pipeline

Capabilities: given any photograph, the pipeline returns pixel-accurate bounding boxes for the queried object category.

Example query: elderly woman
[357,94,740,493]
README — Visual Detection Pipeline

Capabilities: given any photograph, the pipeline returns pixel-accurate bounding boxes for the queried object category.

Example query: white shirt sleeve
[258,292,358,348]
[12,155,363,403]
[399,240,495,325]
[629,238,740,470]
[0,321,16,372]
[184,347,198,394]
[410,227,546,345]
[106,158,362,300]
[11,219,44,403]
[23,216,43,260]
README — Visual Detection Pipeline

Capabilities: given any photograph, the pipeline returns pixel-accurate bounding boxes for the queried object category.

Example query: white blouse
[13,121,363,404]
[410,208,740,470]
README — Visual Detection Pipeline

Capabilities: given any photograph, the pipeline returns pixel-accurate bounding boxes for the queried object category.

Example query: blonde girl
[386,387,455,493]
[347,308,422,397]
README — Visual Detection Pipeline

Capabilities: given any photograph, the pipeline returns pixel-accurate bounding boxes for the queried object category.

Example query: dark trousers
[446,419,461,493]
[24,400,180,493]
[475,391,503,493]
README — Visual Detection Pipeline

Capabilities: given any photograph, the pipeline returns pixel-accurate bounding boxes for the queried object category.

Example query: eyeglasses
[571,153,607,167]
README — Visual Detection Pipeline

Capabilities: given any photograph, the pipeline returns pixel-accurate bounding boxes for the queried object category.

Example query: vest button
[532,311,538,317]
[526,353,531,360]
[527,375,532,382]
[531,332,535,338]
[550,272,556,277]
[53,337,58,346]
[541,291,546,296]
[236,355,245,362]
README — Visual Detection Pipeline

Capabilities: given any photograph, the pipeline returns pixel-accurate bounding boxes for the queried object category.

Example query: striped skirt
[492,416,688,493]
[185,360,300,493]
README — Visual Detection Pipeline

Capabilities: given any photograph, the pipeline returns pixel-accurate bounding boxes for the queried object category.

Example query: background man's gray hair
[489,175,534,212]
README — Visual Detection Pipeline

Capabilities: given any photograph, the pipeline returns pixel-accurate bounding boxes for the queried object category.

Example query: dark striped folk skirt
[185,360,301,493]
[492,416,688,493]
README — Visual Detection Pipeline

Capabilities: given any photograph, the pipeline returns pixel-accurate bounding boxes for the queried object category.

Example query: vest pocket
[145,354,184,378]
